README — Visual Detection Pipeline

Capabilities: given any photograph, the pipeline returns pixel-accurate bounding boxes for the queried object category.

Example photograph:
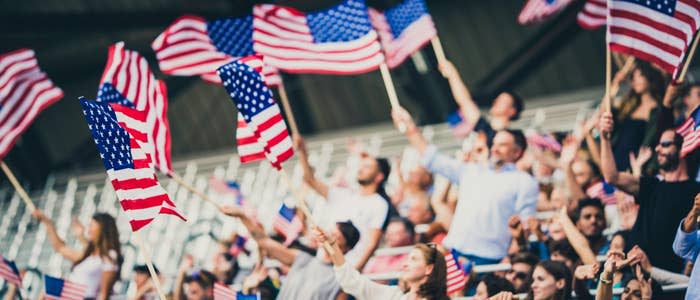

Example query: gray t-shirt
[276,252,341,300]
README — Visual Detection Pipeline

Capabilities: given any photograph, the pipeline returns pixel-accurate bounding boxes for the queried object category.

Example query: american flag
[368,0,437,68]
[214,282,260,300]
[0,255,21,287]
[445,249,467,295]
[44,275,87,300]
[252,0,385,74]
[229,234,248,257]
[97,42,173,175]
[586,181,618,205]
[578,0,607,29]
[0,49,63,159]
[273,203,303,246]
[217,56,294,170]
[608,0,700,77]
[80,99,186,231]
[677,104,700,157]
[527,133,562,153]
[152,15,280,86]
[517,0,575,25]
[209,177,244,204]
[446,110,473,138]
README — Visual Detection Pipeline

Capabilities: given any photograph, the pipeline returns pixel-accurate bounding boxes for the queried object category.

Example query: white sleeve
[333,262,403,300]
[368,197,389,230]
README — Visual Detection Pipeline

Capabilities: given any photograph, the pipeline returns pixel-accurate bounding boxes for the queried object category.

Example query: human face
[473,281,490,300]
[576,206,605,238]
[531,266,565,300]
[385,222,412,247]
[401,248,432,283]
[684,86,700,110]
[331,226,349,253]
[134,272,148,288]
[610,235,626,253]
[505,262,533,292]
[548,219,566,241]
[87,219,101,243]
[184,282,213,300]
[357,157,380,186]
[655,131,680,171]
[408,166,431,190]
[407,200,432,225]
[550,252,574,270]
[489,92,516,119]
[571,160,594,187]
[490,131,522,165]
[631,69,650,94]
[621,279,642,300]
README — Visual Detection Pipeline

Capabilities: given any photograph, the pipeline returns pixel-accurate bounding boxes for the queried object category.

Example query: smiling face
[400,248,433,284]
[655,130,680,172]
[505,262,533,292]
[490,131,523,165]
[530,266,565,300]
[356,157,381,186]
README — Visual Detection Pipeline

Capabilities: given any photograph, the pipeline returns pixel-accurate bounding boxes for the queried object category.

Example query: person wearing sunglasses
[313,226,449,300]
[505,252,539,294]
[599,112,700,273]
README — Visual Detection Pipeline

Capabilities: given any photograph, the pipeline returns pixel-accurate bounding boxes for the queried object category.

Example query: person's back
[276,252,343,300]
[630,176,698,271]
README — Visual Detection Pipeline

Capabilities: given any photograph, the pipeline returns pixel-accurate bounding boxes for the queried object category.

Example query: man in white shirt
[295,136,391,270]
[392,106,538,264]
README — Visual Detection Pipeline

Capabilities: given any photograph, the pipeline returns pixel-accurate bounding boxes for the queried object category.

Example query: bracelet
[599,274,612,285]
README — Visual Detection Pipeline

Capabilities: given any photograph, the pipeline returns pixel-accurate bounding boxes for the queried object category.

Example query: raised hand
[219,205,245,218]
[627,245,652,273]
[629,146,652,177]
[508,215,524,239]
[559,135,579,168]
[70,217,84,238]
[598,111,614,137]
[574,263,600,280]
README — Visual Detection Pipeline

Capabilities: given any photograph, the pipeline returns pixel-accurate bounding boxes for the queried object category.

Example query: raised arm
[219,205,298,266]
[598,111,640,195]
[31,209,82,263]
[294,135,329,199]
[439,60,481,126]
[560,137,586,211]
[673,193,700,260]
[392,106,465,183]
[97,269,119,300]
[558,208,597,265]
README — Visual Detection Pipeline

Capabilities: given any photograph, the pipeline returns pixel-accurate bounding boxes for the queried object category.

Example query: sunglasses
[507,270,530,280]
[658,141,674,148]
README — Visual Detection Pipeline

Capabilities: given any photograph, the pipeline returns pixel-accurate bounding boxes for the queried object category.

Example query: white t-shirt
[69,250,119,298]
[326,187,389,264]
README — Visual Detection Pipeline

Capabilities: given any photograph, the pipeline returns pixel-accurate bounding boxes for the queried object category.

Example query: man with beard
[392,107,539,265]
[295,136,391,271]
[600,111,699,271]
[573,198,608,255]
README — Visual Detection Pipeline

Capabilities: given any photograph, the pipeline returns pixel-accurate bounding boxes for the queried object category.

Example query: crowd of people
[4,57,700,300]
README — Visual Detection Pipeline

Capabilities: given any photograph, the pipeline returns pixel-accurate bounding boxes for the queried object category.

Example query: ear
[424,264,434,276]
[374,172,385,184]
[555,278,566,290]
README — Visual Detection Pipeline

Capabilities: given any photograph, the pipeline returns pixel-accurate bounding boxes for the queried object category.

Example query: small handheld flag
[445,249,467,295]
[44,275,87,300]
[677,105,700,157]
[217,56,294,169]
[0,255,21,287]
[80,99,186,231]
[577,0,607,30]
[518,0,574,25]
[368,0,437,68]
[273,203,304,246]
[214,282,260,300]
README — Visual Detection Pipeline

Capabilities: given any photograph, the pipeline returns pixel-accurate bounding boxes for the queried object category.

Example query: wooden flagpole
[276,79,300,137]
[430,36,448,66]
[604,45,613,112]
[677,30,700,82]
[379,63,401,109]
[0,161,36,211]
[134,232,167,300]
[168,171,221,210]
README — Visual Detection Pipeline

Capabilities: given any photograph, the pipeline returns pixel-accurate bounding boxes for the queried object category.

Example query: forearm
[565,164,586,205]
[405,126,427,153]
[354,237,381,271]
[595,281,613,300]
[599,137,618,184]
[173,271,186,300]
[560,210,597,265]
[323,241,346,267]
[585,132,602,167]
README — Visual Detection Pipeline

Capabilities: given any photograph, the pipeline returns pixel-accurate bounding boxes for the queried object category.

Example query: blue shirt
[672,219,699,300]
[421,145,539,260]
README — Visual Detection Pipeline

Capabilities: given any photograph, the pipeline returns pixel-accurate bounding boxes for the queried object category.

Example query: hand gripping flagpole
[0,161,36,211]
[167,171,221,210]
[134,232,167,300]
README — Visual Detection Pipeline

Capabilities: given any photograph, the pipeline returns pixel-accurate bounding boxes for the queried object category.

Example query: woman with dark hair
[491,260,572,300]
[33,210,122,300]
[313,226,448,300]
[474,274,515,300]
[610,61,666,172]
